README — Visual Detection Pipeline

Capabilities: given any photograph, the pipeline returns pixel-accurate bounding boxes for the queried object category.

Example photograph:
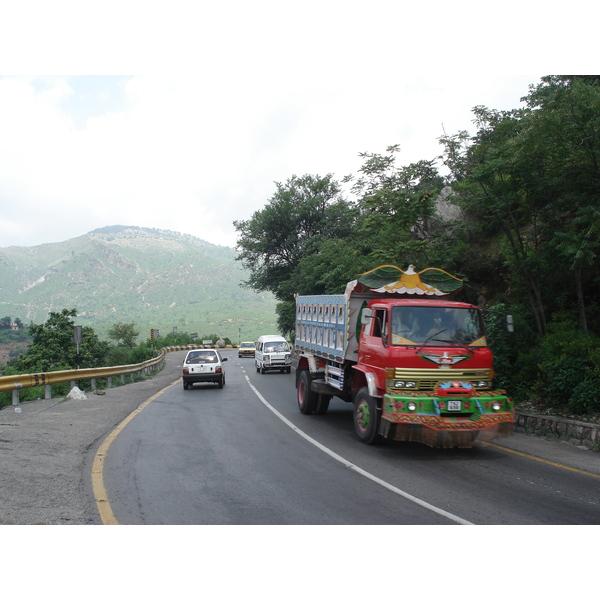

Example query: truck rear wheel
[297,369,317,414]
[314,394,331,415]
[353,388,382,444]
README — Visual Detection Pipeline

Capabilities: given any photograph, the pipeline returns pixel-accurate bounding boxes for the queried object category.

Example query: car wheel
[218,376,224,389]
[183,381,189,390]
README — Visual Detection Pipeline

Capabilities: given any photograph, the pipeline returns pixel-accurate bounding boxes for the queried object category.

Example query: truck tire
[353,388,382,444]
[297,369,317,414]
[314,394,331,415]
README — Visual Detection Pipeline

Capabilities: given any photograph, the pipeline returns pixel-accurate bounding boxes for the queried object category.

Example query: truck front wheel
[297,369,317,414]
[353,388,382,444]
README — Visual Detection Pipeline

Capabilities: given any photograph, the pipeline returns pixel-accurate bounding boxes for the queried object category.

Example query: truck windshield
[390,306,486,346]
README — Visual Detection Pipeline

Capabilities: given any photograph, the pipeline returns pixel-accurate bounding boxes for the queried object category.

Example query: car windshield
[186,351,219,364]
[264,342,289,352]
[241,343,254,348]
[390,306,486,346]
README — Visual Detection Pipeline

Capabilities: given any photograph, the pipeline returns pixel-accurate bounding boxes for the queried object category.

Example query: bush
[535,315,600,415]
[569,377,600,414]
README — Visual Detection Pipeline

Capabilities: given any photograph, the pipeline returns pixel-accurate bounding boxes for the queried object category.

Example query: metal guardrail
[0,344,227,405]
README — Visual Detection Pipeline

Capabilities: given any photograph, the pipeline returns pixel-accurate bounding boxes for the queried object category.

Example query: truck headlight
[407,401,417,411]
[492,401,502,411]
[395,381,416,389]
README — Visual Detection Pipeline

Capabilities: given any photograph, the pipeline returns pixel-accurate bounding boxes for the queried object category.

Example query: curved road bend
[98,350,600,525]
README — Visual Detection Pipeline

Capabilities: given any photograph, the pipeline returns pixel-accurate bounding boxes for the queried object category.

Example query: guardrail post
[107,377,112,389]
[12,383,22,405]
[91,379,97,391]
[45,384,52,399]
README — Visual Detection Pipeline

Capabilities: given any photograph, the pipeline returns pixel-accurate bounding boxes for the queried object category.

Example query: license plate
[447,400,461,411]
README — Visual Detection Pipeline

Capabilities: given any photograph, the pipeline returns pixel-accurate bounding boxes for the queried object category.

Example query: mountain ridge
[0,226,277,341]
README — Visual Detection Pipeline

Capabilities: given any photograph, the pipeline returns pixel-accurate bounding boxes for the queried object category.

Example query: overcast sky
[0,1,592,250]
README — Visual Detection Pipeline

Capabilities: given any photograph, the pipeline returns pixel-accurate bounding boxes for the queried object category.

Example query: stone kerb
[515,412,600,448]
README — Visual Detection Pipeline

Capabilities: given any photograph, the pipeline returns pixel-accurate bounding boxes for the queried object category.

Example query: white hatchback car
[182,349,227,389]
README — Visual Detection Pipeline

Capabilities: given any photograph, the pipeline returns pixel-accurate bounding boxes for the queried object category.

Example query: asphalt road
[104,350,600,525]
[1,349,600,525]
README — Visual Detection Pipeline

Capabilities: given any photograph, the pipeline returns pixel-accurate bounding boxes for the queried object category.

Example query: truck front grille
[386,367,493,392]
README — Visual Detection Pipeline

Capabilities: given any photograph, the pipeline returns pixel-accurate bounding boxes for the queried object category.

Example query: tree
[439,105,555,335]
[10,308,108,372]
[234,174,359,301]
[234,175,356,300]
[439,76,600,337]
[521,76,600,332]
[107,322,140,349]
[345,145,451,268]
[234,174,359,335]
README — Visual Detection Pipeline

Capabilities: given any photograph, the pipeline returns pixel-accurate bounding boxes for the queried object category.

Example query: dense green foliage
[235,76,600,417]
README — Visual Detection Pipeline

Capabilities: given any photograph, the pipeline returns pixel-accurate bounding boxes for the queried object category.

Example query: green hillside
[0,226,277,342]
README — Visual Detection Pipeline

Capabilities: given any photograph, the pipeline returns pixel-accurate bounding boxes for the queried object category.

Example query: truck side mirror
[361,308,373,321]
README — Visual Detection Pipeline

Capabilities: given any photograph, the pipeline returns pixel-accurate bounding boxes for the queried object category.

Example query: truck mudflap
[380,387,515,448]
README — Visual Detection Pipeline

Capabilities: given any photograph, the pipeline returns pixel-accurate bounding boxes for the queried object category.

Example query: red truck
[293,265,514,448]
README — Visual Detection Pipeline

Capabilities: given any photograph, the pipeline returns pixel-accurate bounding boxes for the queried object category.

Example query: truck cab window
[371,309,387,342]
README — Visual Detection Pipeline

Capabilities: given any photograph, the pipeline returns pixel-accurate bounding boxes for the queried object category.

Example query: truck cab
[358,298,494,397]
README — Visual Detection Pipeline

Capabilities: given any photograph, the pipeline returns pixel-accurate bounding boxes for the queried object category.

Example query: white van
[255,335,292,374]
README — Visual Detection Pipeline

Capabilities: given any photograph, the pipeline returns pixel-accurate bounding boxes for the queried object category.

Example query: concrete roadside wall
[515,412,600,449]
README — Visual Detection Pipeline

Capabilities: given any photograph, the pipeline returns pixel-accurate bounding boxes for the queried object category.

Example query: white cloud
[0,72,542,249]
[0,1,592,249]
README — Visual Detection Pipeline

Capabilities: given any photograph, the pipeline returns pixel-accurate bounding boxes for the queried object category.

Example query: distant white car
[182,349,227,389]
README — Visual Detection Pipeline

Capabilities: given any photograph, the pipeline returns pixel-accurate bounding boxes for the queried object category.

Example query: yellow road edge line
[91,378,182,525]
[478,440,600,479]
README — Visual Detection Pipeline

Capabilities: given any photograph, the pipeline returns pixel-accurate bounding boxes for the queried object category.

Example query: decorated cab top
[352,264,464,296]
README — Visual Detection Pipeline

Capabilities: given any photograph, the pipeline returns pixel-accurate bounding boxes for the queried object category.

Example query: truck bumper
[380,392,514,448]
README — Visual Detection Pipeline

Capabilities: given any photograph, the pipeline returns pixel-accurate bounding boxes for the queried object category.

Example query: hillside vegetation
[0,225,277,342]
